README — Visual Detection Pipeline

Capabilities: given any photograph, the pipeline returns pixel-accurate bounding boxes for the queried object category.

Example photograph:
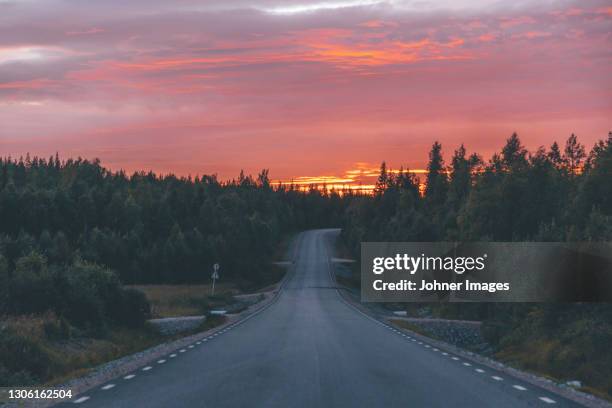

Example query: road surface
[60,229,582,407]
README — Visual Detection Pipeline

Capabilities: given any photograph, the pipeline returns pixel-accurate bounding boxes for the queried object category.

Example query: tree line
[0,156,346,330]
[342,132,611,252]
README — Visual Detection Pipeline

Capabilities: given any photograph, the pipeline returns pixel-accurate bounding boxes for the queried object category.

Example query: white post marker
[211,263,220,295]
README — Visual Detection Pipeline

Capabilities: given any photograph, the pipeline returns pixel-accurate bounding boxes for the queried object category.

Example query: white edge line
[539,397,556,404]
[73,396,90,403]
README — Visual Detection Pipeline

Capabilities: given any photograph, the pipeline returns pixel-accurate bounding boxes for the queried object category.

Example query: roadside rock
[146,316,207,336]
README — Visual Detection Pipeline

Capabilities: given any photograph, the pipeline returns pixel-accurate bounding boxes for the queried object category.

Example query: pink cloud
[0,0,610,180]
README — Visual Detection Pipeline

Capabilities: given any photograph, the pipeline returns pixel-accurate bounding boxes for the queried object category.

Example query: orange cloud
[500,16,536,28]
[478,33,496,42]
[513,31,552,40]
[596,7,612,17]
[359,20,399,28]
[274,163,427,194]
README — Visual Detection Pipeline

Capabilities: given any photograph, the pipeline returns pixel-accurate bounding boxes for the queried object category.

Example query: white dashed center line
[180,349,186,353]
[442,352,448,356]
[475,369,485,373]
[539,397,556,404]
[170,354,177,358]
[142,366,152,371]
[425,345,431,348]
[432,348,439,351]
[513,385,527,391]
[452,357,459,361]
[188,345,194,348]
[101,384,115,390]
[73,396,90,404]
[158,359,166,364]
[492,376,503,381]
[124,374,136,380]
[463,362,471,366]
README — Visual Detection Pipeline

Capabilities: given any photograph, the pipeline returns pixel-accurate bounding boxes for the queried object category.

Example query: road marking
[492,376,503,381]
[158,359,166,364]
[513,385,527,391]
[411,339,416,342]
[475,369,485,373]
[433,348,439,351]
[196,341,201,344]
[142,366,152,371]
[73,396,90,404]
[124,374,136,380]
[463,362,471,366]
[170,354,177,358]
[101,384,115,390]
[180,349,186,353]
[452,357,459,361]
[442,352,448,356]
[539,397,556,404]
[418,342,423,345]
[188,345,194,348]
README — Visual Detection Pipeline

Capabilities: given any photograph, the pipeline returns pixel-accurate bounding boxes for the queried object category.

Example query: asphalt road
[60,229,583,407]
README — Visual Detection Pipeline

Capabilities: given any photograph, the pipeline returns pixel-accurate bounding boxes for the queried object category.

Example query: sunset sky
[0,0,610,186]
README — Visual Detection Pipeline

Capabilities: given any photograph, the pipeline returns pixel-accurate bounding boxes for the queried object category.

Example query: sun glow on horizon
[273,163,427,194]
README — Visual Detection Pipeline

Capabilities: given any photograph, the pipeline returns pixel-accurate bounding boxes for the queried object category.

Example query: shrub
[59,260,151,329]
[111,288,151,327]
[43,316,72,340]
[10,252,58,315]
[0,255,8,314]
[0,365,36,387]
[0,328,56,384]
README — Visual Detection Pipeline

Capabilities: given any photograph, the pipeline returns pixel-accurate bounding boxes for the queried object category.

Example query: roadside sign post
[211,263,220,295]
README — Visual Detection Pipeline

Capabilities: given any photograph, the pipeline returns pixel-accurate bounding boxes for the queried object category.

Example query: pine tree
[374,161,388,196]
[501,132,527,170]
[424,142,448,208]
[562,133,586,175]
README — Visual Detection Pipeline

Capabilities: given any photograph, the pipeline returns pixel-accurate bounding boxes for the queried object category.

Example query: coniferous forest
[339,132,612,397]
[1,132,611,393]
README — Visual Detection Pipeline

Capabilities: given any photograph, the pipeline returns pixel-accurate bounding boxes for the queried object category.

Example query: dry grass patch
[129,284,237,318]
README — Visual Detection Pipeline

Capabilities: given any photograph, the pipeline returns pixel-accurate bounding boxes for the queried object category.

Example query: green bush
[0,329,56,384]
[0,365,36,387]
[0,255,8,314]
[44,259,150,329]
[43,317,72,340]
[9,252,58,315]
[111,288,151,327]
[4,253,152,330]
